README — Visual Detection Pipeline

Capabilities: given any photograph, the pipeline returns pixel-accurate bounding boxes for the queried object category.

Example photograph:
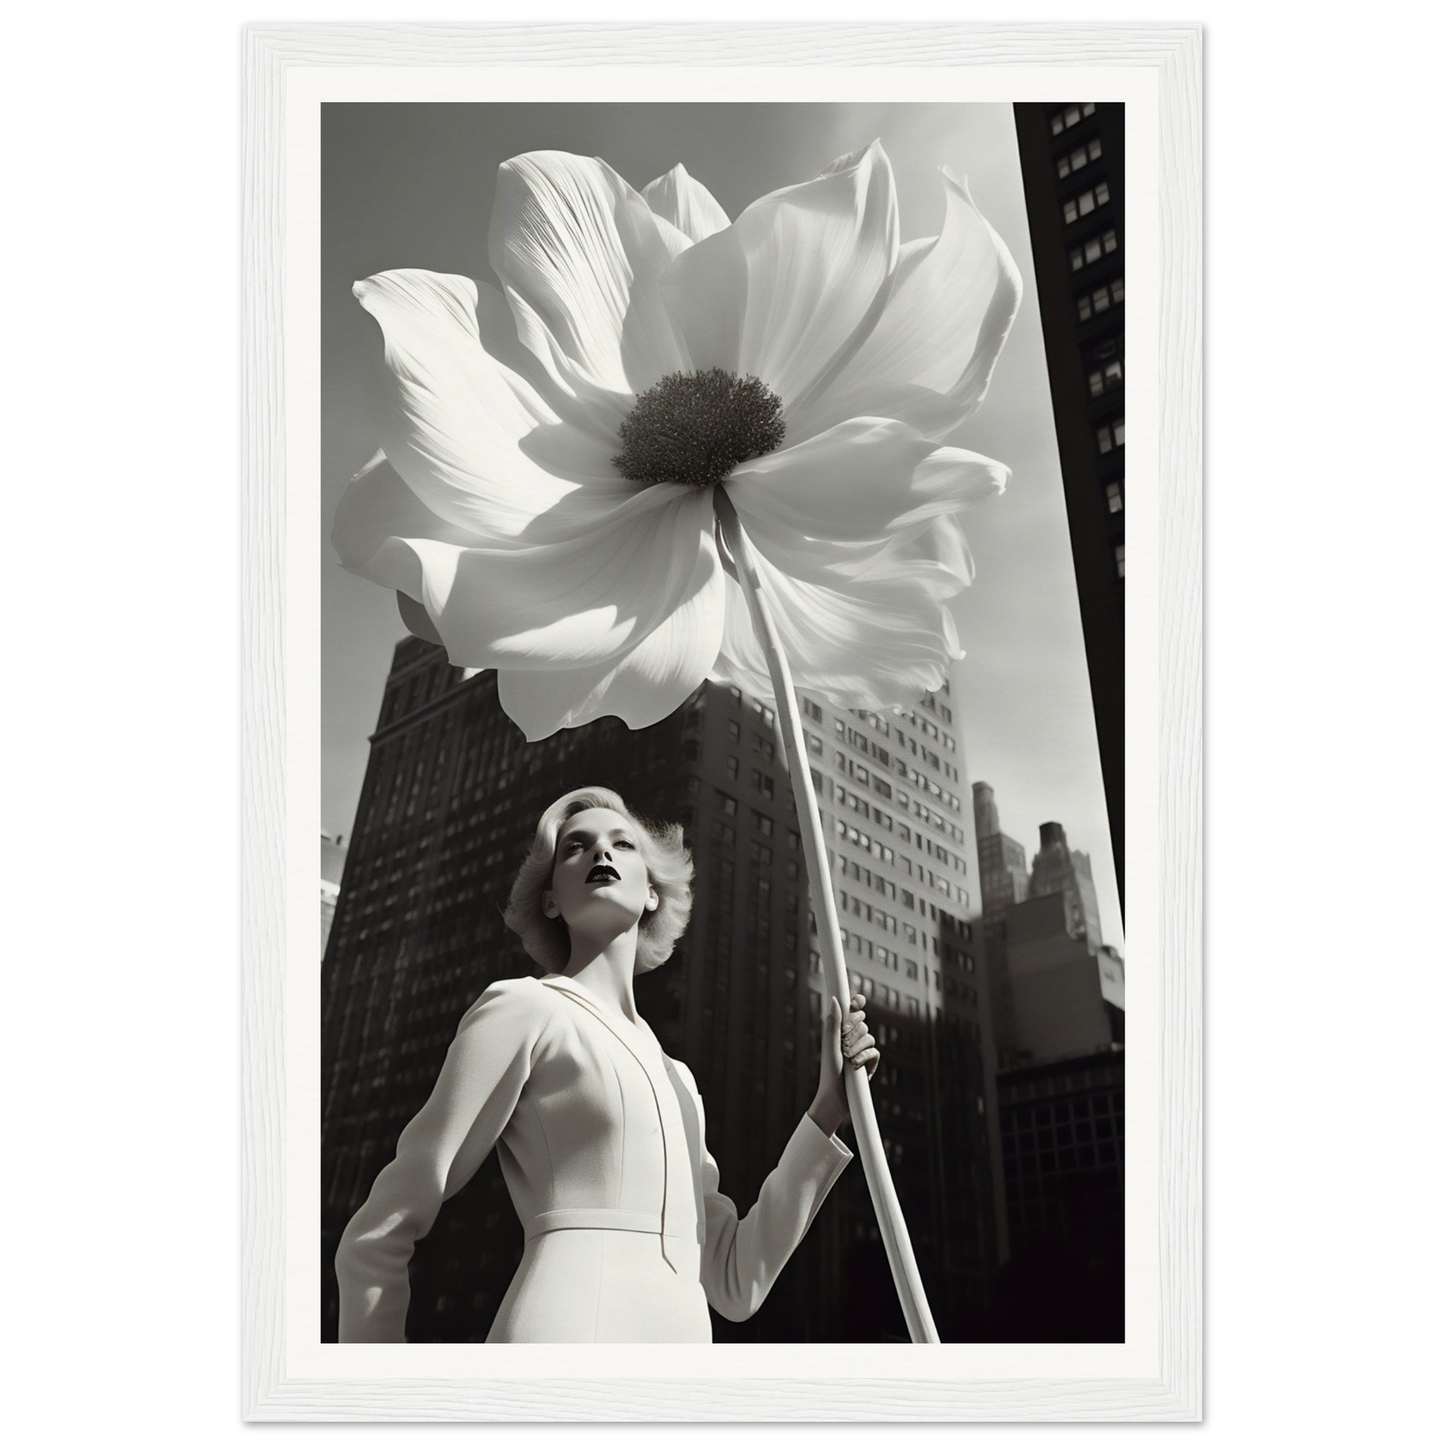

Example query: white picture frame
[242,21,1201,1422]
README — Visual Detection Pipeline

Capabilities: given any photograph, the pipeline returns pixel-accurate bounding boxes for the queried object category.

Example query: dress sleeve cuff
[800,1110,855,1165]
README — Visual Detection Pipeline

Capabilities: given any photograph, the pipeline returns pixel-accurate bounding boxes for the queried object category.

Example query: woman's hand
[808,993,880,1138]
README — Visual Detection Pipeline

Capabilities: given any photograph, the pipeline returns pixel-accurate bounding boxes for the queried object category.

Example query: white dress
[336,973,853,1342]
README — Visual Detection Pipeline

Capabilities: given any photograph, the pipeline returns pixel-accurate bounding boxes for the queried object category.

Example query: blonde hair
[503,787,693,974]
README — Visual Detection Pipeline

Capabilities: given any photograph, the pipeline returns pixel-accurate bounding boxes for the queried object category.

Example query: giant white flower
[333,142,1021,740]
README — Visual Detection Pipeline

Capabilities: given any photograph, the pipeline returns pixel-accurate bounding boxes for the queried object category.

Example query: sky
[319,101,1123,950]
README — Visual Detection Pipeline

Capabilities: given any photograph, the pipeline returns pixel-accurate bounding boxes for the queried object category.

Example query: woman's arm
[334,977,544,1342]
[686,995,880,1322]
[692,1106,854,1322]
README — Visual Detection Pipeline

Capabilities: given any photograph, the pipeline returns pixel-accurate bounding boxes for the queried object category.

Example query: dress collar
[537,974,661,1049]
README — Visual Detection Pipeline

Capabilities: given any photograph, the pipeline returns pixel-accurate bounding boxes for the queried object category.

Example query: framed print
[242,21,1201,1422]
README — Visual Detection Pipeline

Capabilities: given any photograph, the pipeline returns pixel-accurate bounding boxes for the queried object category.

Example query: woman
[336,786,880,1343]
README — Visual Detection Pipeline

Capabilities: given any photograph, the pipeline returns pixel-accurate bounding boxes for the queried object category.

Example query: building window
[1077,276,1125,323]
[752,770,775,800]
[753,811,774,837]
[1055,136,1103,179]
[1049,101,1096,135]
[1115,543,1126,578]
[1063,181,1111,225]
[717,791,737,816]
[1069,227,1118,271]
[727,720,741,743]
[1088,358,1125,397]
[1097,417,1126,454]
[725,755,739,780]
[1086,335,1124,392]
[802,698,824,723]
[1105,480,1123,513]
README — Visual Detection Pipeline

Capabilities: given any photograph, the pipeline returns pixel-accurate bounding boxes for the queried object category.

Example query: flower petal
[489,151,686,397]
[346,486,720,684]
[496,554,726,740]
[354,269,625,541]
[331,450,482,577]
[661,141,900,408]
[397,590,444,646]
[642,164,730,244]
[711,547,967,715]
[725,418,1008,570]
[651,214,696,262]
[855,512,978,594]
[791,167,1022,440]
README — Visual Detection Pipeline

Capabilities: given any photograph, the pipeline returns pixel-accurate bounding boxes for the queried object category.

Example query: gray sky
[320,101,1123,949]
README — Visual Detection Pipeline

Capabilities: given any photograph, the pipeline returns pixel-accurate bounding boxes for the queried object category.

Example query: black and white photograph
[239,25,1199,1422]
[318,97,1129,1348]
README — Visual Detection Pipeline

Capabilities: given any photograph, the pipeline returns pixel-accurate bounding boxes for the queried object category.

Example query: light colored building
[1027,821,1102,952]
[800,678,1010,1290]
[972,781,1033,1065]
[799,679,979,1023]
[1004,892,1122,1065]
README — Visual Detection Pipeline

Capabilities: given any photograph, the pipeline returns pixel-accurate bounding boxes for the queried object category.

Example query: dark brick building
[992,1051,1125,1342]
[1013,100,1126,913]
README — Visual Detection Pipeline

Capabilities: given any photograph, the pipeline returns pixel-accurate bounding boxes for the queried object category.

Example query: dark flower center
[612,369,786,488]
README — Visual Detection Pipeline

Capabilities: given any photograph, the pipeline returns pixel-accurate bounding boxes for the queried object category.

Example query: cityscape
[321,657,1123,1342]
[319,100,1126,1345]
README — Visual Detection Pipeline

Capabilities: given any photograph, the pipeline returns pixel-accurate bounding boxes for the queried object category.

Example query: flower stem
[714,489,940,1346]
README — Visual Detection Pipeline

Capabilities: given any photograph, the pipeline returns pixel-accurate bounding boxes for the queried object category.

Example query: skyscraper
[800,681,1005,1336]
[996,117,1127,1332]
[1012,100,1126,912]
[1003,890,1121,1065]
[1027,820,1103,953]
[972,781,1032,1068]
[320,639,1003,1343]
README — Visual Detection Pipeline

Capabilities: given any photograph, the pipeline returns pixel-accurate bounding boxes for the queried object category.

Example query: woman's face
[545,806,658,941]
